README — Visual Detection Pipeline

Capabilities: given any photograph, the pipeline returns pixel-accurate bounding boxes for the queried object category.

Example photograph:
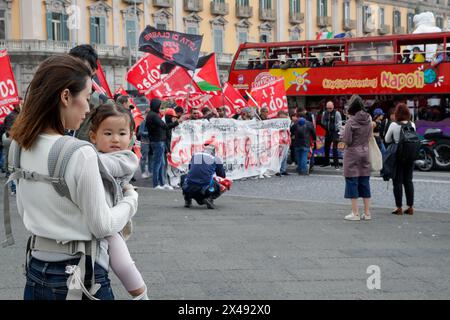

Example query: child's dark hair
[89,103,135,135]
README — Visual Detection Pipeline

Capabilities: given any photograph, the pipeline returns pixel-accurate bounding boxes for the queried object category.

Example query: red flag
[126,53,166,93]
[95,60,113,98]
[0,105,14,125]
[250,78,288,119]
[222,82,247,116]
[114,87,144,130]
[0,50,19,108]
[145,66,202,101]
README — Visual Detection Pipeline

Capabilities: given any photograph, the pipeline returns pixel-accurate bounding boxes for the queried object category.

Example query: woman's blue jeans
[24,257,114,300]
[150,141,166,187]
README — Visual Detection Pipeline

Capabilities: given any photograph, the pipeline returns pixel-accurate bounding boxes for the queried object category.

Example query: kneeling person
[182,144,226,209]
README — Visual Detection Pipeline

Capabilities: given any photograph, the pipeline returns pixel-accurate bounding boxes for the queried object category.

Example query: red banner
[126,53,166,93]
[250,78,288,119]
[144,66,202,101]
[0,50,19,108]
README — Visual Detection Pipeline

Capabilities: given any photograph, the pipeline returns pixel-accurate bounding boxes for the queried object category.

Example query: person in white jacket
[9,55,138,300]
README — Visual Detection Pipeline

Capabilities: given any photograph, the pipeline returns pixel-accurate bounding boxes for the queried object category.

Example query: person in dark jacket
[293,116,316,175]
[342,95,373,221]
[321,101,342,169]
[146,99,180,189]
[182,143,226,209]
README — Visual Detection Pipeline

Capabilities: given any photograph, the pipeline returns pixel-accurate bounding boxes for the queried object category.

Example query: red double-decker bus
[228,32,450,161]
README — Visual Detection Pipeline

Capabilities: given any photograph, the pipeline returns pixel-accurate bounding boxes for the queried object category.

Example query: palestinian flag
[194,53,222,92]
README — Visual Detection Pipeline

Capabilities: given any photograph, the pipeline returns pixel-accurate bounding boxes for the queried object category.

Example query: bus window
[267,47,306,69]
[348,41,394,63]
[398,41,446,64]
[234,48,267,70]
[308,45,345,67]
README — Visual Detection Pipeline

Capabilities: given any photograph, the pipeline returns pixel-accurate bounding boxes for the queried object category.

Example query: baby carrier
[2,136,122,300]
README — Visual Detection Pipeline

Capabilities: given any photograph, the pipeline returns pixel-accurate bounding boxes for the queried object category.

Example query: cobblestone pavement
[1,173,449,300]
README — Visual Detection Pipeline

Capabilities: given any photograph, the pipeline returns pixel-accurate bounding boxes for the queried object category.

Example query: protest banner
[167,118,291,181]
[126,53,166,93]
[250,77,288,118]
[139,25,203,71]
[0,50,19,108]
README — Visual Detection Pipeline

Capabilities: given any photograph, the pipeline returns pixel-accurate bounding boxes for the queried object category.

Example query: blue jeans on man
[295,147,310,174]
[280,147,288,174]
[150,141,166,187]
[139,142,152,174]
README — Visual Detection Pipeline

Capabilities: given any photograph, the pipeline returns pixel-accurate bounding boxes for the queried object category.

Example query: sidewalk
[1,186,449,299]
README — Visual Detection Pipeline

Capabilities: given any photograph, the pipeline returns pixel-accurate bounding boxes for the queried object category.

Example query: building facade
[1,0,450,95]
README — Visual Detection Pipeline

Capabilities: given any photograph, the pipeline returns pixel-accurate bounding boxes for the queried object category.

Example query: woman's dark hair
[394,103,411,122]
[10,55,92,150]
[69,44,99,71]
[347,94,366,116]
[89,103,135,136]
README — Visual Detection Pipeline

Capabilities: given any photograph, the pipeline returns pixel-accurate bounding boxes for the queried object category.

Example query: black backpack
[397,122,420,163]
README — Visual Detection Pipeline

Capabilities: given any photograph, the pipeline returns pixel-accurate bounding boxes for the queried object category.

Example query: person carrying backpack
[385,103,420,216]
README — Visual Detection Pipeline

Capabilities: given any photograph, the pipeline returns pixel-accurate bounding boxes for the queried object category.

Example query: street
[1,170,449,300]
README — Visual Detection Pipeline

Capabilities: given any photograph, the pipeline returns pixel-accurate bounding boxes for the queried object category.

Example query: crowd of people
[0,41,424,301]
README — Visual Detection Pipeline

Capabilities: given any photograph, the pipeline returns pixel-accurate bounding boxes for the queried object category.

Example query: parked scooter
[416,129,450,171]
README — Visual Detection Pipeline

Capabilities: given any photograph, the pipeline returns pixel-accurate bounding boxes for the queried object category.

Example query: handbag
[369,135,383,172]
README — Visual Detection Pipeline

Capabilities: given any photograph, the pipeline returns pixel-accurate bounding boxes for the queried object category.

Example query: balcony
[0,40,128,60]
[317,16,331,27]
[343,19,356,31]
[363,24,374,33]
[236,3,253,18]
[184,0,203,12]
[210,1,229,15]
[393,26,405,34]
[259,8,276,21]
[378,24,390,35]
[289,11,304,24]
[123,0,143,4]
[153,0,172,8]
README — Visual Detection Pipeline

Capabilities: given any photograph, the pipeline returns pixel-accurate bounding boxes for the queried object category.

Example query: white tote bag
[369,135,383,172]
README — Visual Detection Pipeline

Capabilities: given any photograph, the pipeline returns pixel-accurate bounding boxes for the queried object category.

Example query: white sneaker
[344,212,360,221]
[163,184,174,190]
[154,185,165,190]
[141,172,149,179]
[263,173,272,178]
[361,213,372,221]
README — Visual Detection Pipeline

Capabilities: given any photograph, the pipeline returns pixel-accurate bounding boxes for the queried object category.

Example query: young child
[89,103,148,300]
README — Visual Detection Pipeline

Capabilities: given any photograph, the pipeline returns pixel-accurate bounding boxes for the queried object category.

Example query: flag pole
[245,90,262,121]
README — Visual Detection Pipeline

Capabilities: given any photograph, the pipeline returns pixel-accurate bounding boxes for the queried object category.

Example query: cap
[373,108,384,116]
[165,108,177,117]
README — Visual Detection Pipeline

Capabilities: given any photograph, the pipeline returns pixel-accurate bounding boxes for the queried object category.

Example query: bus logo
[252,72,278,89]
[238,74,244,84]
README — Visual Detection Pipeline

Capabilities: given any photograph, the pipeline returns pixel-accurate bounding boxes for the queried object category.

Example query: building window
[318,0,327,17]
[260,34,269,42]
[436,16,443,29]
[187,24,199,35]
[237,0,250,5]
[238,30,248,44]
[291,0,301,13]
[0,10,5,40]
[156,23,167,30]
[343,1,350,21]
[185,13,202,35]
[46,11,69,41]
[214,28,224,53]
[363,6,371,27]
[289,27,301,41]
[393,10,401,28]
[90,17,106,44]
[260,0,272,10]
[379,8,385,26]
[126,20,137,47]
[407,13,414,33]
